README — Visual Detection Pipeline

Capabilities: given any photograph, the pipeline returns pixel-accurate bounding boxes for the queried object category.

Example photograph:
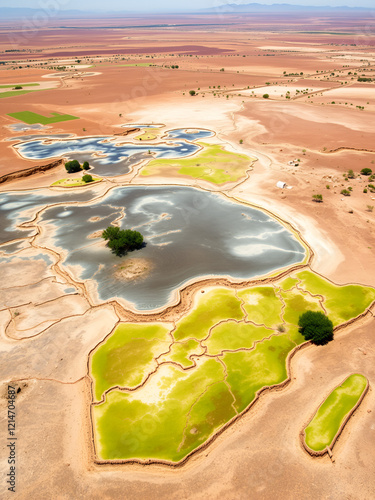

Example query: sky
[1,0,374,11]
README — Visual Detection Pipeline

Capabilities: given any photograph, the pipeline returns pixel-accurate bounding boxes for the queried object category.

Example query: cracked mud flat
[1,126,374,471]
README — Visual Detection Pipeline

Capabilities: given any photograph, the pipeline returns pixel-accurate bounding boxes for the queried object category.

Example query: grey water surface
[35,186,305,311]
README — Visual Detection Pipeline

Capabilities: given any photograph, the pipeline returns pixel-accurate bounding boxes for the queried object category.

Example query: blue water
[165,129,214,141]
[14,132,207,177]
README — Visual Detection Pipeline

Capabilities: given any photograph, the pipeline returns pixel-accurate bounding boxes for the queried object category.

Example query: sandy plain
[0,11,375,500]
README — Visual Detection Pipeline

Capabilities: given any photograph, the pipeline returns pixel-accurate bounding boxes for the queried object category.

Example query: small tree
[341,189,351,196]
[82,174,93,183]
[312,194,323,202]
[263,94,269,99]
[298,311,334,345]
[189,90,196,96]
[65,160,81,173]
[347,169,355,179]
[361,168,372,176]
[82,161,90,170]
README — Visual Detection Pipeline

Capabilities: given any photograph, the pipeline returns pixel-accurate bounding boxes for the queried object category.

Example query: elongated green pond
[304,373,368,452]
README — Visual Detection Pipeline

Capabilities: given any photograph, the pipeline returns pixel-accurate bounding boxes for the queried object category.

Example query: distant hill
[1,4,374,19]
[199,3,375,13]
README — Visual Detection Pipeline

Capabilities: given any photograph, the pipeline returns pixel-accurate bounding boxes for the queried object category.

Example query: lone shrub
[298,311,334,345]
[341,189,351,196]
[189,90,196,96]
[312,194,323,202]
[347,169,355,179]
[82,174,93,183]
[82,161,90,170]
[263,93,269,99]
[361,168,372,176]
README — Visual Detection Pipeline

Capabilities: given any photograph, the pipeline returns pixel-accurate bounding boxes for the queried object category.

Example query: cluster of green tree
[102,226,144,257]
[65,160,90,173]
[298,311,334,345]
[357,77,373,82]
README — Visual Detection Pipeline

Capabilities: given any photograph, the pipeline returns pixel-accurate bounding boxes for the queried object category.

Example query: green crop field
[0,90,35,99]
[90,271,375,463]
[140,142,256,184]
[0,83,39,89]
[304,374,368,452]
[7,111,80,124]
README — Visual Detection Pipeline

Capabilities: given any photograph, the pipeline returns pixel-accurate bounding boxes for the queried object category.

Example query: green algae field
[140,142,255,184]
[89,270,375,463]
[51,176,102,187]
[303,374,368,453]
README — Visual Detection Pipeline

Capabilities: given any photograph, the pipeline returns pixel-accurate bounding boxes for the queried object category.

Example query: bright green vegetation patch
[224,335,295,413]
[0,83,39,89]
[141,142,255,184]
[304,374,368,452]
[135,128,160,141]
[51,176,101,187]
[238,286,283,327]
[204,321,273,355]
[0,90,35,99]
[7,110,79,125]
[158,339,204,368]
[279,276,299,291]
[296,270,375,326]
[173,288,244,342]
[93,358,230,462]
[281,288,323,326]
[91,323,171,401]
[90,271,375,463]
